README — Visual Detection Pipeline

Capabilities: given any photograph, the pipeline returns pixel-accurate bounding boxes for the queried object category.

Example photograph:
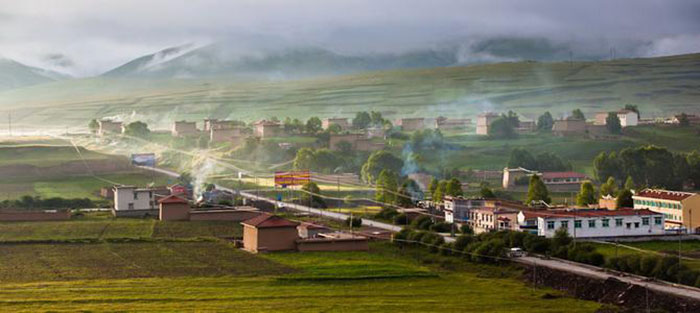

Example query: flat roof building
[395,118,425,132]
[594,110,639,128]
[98,120,123,136]
[633,189,700,232]
[253,120,283,138]
[171,121,198,137]
[476,113,499,135]
[536,209,664,238]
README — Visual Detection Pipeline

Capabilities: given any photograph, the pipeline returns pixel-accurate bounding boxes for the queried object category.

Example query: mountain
[102,44,459,79]
[0,58,70,91]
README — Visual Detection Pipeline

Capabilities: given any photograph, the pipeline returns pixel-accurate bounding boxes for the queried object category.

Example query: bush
[408,231,427,243]
[430,222,452,233]
[346,217,362,228]
[393,213,409,225]
[439,243,455,256]
[523,234,550,254]
[460,224,474,235]
[639,255,659,276]
[411,215,433,230]
[394,228,413,241]
[375,207,398,220]
[454,235,474,251]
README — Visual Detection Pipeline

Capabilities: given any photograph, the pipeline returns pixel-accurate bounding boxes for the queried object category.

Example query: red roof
[241,213,299,228]
[635,189,695,201]
[541,172,587,179]
[158,195,188,204]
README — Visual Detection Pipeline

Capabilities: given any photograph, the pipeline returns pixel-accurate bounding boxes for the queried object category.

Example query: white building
[594,110,638,128]
[444,197,486,223]
[536,209,664,238]
[113,186,169,216]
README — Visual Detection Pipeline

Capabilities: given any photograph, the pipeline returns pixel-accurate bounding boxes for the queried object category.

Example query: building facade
[476,113,499,135]
[537,209,664,238]
[241,214,300,253]
[435,116,471,130]
[329,133,385,151]
[253,120,283,138]
[468,207,519,234]
[552,119,587,136]
[395,118,425,131]
[322,118,350,131]
[171,121,198,137]
[595,110,638,127]
[98,120,123,136]
[113,185,169,216]
[633,189,700,232]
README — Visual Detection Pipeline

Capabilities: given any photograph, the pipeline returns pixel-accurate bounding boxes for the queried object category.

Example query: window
[642,217,649,226]
[574,220,582,228]
[561,221,569,228]
[588,220,596,228]
[128,203,134,210]
[626,223,631,229]
[634,222,640,228]
[547,221,555,230]
[133,192,138,200]
[615,218,623,227]
[602,219,609,227]
[654,217,662,225]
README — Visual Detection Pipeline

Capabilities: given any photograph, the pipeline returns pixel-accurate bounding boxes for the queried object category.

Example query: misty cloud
[0,0,699,76]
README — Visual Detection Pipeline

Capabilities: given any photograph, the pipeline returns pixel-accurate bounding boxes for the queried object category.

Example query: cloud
[0,0,698,76]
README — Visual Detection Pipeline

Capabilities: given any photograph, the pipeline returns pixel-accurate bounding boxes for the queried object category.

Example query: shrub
[430,222,452,233]
[439,243,455,256]
[394,228,413,241]
[639,255,659,276]
[375,207,398,220]
[393,213,409,225]
[408,231,427,243]
[523,234,550,254]
[460,224,474,235]
[411,215,433,230]
[454,235,474,251]
[346,217,362,228]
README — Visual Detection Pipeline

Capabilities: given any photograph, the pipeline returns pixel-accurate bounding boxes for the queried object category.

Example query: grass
[0,212,242,242]
[591,240,700,271]
[0,242,603,312]
[0,145,110,167]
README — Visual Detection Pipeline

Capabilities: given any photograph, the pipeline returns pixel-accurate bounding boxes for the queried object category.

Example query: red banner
[274,171,311,186]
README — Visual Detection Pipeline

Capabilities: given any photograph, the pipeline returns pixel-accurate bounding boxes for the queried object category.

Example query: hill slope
[102,44,458,79]
[1,53,699,132]
[0,58,69,91]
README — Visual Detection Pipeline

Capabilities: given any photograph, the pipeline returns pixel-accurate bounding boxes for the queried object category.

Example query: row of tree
[427,177,463,202]
[575,176,635,207]
[507,148,571,172]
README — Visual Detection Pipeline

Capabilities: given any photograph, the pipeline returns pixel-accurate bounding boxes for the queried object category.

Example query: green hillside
[1,53,699,131]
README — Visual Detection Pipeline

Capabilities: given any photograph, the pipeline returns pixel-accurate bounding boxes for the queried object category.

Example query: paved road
[517,256,700,301]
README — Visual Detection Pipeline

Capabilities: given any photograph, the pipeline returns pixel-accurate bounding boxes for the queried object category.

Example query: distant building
[515,121,536,133]
[322,118,350,131]
[594,110,638,127]
[599,194,618,210]
[253,120,283,138]
[210,127,243,143]
[203,119,238,132]
[395,118,425,131]
[444,196,528,225]
[158,195,190,221]
[98,120,123,136]
[633,189,700,232]
[476,113,499,135]
[113,185,170,217]
[241,214,300,253]
[297,222,332,239]
[468,207,520,234]
[536,209,664,238]
[329,133,385,151]
[171,121,198,137]
[552,119,587,136]
[502,168,586,191]
[366,126,385,139]
[672,114,700,125]
[435,116,471,130]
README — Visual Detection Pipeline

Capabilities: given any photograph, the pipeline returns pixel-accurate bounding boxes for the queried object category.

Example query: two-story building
[253,120,283,138]
[633,189,700,232]
[468,207,520,234]
[536,209,664,238]
[113,185,170,217]
[476,112,499,135]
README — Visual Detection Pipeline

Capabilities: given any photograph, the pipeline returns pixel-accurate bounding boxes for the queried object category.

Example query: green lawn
[0,242,603,312]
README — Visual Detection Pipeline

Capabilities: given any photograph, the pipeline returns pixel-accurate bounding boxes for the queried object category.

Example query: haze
[1,0,700,76]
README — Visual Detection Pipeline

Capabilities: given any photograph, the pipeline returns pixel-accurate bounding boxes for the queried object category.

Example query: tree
[397,179,422,206]
[428,178,439,201]
[293,148,315,170]
[375,170,399,204]
[678,113,690,127]
[599,177,617,197]
[88,119,99,134]
[624,104,640,119]
[488,117,516,139]
[504,110,520,128]
[352,111,371,129]
[526,175,551,204]
[433,180,447,203]
[624,176,635,190]
[535,152,571,171]
[445,178,463,197]
[123,121,150,138]
[593,151,622,182]
[616,189,634,208]
[480,186,496,198]
[606,112,622,134]
[335,141,353,154]
[576,181,597,206]
[370,111,385,126]
[507,148,537,170]
[301,182,324,207]
[571,109,585,120]
[361,151,403,183]
[327,123,342,134]
[305,117,322,134]
[536,111,554,132]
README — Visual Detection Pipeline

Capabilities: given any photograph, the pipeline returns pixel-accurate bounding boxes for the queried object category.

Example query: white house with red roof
[633,189,700,232]
[536,209,664,238]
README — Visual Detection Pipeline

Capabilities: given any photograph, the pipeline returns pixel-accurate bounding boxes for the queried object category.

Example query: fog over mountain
[1,0,698,77]
[0,58,70,91]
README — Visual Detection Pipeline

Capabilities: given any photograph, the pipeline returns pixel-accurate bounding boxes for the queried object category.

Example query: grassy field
[2,53,699,133]
[591,240,700,271]
[0,242,603,312]
[0,212,242,242]
[0,145,110,167]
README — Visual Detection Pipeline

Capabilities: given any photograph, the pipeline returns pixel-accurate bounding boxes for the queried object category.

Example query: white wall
[114,187,155,211]
[537,214,664,238]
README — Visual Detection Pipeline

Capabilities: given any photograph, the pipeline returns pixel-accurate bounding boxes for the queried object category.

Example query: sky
[1,0,699,77]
